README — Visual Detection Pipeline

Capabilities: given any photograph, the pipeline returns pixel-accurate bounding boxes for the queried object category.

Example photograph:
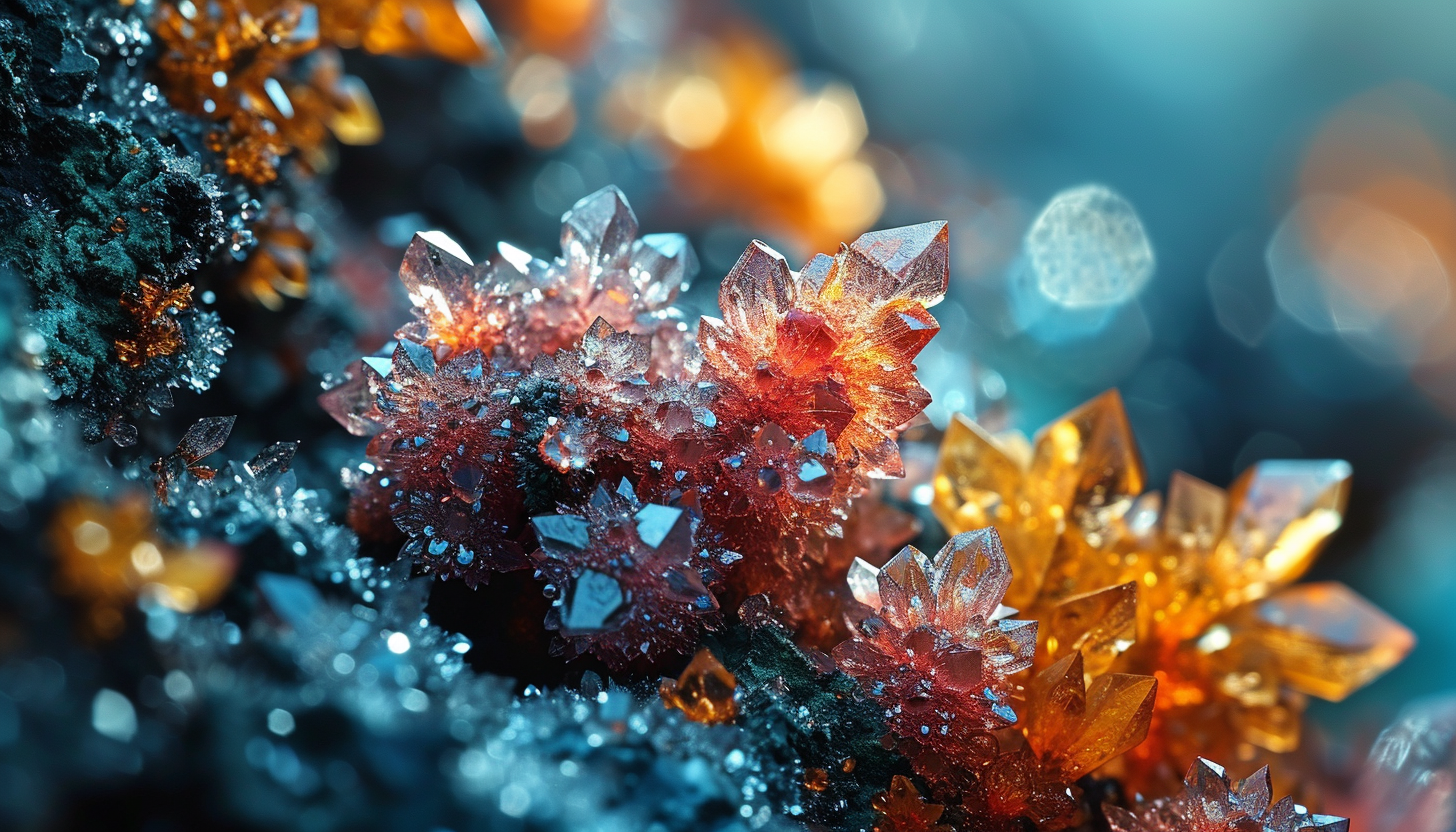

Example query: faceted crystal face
[658,648,739,725]
[531,483,719,670]
[393,187,697,364]
[1106,759,1350,832]
[1237,581,1414,701]
[932,390,1144,611]
[701,222,946,482]
[931,391,1410,799]
[341,186,943,658]
[1024,652,1157,782]
[834,529,1036,755]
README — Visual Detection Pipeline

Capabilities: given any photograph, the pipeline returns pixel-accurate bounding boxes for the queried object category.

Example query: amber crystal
[236,207,314,309]
[1105,758,1349,832]
[932,390,1144,612]
[116,279,194,369]
[1023,652,1157,782]
[834,530,1035,756]
[300,0,499,62]
[933,391,1414,797]
[659,647,738,724]
[50,494,237,639]
[154,0,383,183]
[872,775,952,832]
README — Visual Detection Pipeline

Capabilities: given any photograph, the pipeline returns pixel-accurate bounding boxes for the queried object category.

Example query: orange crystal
[154,0,384,184]
[658,647,738,725]
[115,279,194,369]
[872,775,951,832]
[932,391,1415,797]
[237,207,314,309]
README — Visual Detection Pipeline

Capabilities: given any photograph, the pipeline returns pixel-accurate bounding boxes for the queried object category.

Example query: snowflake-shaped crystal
[1106,759,1348,832]
[833,529,1036,754]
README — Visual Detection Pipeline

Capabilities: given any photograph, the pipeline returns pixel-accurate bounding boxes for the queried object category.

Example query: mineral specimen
[331,186,946,654]
[933,391,1415,796]
[1105,758,1348,832]
[833,529,1035,760]
[659,647,738,724]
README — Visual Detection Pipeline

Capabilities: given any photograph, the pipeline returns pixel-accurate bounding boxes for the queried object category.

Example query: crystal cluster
[330,186,947,665]
[932,390,1415,795]
[152,0,495,184]
[834,531,1035,760]
[834,529,1158,829]
[1106,759,1348,832]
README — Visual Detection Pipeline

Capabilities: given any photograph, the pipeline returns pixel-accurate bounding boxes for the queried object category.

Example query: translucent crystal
[833,529,1036,751]
[1106,758,1349,832]
[531,483,720,670]
[1238,581,1414,701]
[1024,652,1156,781]
[658,648,738,725]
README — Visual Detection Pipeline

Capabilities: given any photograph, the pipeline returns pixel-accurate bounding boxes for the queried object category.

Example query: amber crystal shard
[152,416,237,502]
[834,530,1035,754]
[659,648,738,725]
[1023,652,1156,783]
[531,481,719,670]
[154,0,385,184]
[872,775,952,832]
[932,389,1143,612]
[933,391,1414,797]
[116,280,195,369]
[1105,758,1349,832]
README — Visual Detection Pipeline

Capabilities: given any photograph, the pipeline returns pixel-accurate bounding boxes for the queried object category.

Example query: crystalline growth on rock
[931,391,1414,799]
[395,187,697,364]
[531,481,721,670]
[833,529,1035,755]
[932,390,1145,611]
[1105,759,1348,832]
[362,344,530,586]
[699,221,948,481]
